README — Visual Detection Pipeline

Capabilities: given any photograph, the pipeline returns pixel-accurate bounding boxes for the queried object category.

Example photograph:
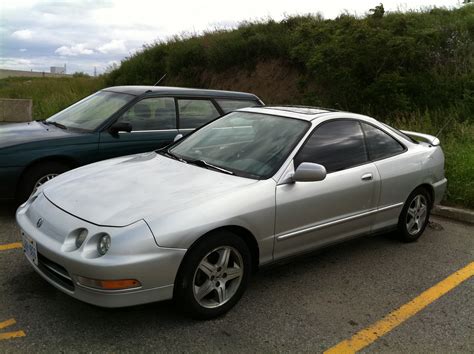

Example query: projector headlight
[75,229,88,249]
[97,234,111,256]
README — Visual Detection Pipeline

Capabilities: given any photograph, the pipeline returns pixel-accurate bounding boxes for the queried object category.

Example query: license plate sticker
[22,232,38,266]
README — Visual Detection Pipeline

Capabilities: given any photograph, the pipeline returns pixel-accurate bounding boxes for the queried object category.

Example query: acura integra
[16,106,447,319]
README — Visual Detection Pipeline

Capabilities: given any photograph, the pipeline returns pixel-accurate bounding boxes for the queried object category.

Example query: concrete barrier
[0,98,33,122]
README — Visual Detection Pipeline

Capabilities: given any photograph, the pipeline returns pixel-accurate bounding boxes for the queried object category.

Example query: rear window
[178,99,220,129]
[382,123,419,144]
[361,123,405,160]
[216,99,260,113]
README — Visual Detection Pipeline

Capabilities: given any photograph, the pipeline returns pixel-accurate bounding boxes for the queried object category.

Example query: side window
[216,99,260,113]
[178,99,220,129]
[295,120,368,173]
[361,123,405,160]
[117,97,176,131]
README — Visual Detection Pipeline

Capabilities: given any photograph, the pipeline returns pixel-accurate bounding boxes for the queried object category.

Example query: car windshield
[46,91,135,131]
[169,112,310,179]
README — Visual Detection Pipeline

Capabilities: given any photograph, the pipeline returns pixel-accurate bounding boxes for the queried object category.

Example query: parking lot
[0,204,472,352]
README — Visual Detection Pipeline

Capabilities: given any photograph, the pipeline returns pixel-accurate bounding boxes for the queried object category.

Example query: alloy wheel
[32,174,58,196]
[192,246,244,309]
[406,194,428,236]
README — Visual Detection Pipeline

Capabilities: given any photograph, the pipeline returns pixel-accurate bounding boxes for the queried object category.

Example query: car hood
[43,152,259,227]
[0,121,76,149]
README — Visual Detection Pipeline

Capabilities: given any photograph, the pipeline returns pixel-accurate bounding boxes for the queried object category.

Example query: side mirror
[109,122,132,135]
[293,162,327,182]
[173,133,184,142]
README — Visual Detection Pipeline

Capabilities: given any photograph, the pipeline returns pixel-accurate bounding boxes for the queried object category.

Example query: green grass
[387,112,474,209]
[0,77,106,119]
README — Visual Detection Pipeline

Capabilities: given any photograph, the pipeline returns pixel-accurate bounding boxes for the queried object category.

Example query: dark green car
[0,86,263,203]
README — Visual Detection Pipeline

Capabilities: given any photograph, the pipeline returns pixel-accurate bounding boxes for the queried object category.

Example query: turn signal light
[77,276,141,290]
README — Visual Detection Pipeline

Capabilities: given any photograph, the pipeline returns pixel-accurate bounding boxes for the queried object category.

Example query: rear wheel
[174,230,251,319]
[397,187,431,242]
[16,161,71,204]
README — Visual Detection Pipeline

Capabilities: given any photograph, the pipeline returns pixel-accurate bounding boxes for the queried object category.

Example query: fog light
[77,276,141,290]
[75,229,88,248]
[97,234,111,255]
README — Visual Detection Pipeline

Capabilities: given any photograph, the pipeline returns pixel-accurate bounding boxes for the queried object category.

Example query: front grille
[37,253,75,291]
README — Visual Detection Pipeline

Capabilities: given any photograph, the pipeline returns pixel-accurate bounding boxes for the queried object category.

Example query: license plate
[22,232,38,266]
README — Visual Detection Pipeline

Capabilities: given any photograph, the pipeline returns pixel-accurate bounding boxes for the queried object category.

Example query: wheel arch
[177,225,260,278]
[415,183,435,209]
[16,155,79,195]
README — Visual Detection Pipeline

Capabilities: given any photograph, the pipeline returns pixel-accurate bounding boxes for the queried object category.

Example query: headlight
[97,234,111,256]
[75,229,88,249]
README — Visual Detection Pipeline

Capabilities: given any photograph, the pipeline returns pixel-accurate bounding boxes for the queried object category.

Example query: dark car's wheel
[16,161,71,205]
[398,187,431,242]
[174,230,251,320]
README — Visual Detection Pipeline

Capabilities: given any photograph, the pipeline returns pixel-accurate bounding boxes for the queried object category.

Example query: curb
[432,205,474,225]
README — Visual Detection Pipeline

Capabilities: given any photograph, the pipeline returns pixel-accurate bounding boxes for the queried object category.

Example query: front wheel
[398,188,431,242]
[174,231,251,319]
[16,161,70,205]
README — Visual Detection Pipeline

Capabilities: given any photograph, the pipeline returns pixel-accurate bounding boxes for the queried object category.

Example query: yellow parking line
[0,318,16,330]
[325,262,474,354]
[0,331,26,341]
[0,319,25,341]
[0,242,22,251]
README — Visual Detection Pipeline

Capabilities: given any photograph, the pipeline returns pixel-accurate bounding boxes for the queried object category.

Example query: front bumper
[16,193,187,308]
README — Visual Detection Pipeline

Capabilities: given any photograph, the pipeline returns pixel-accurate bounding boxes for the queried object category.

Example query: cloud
[55,43,94,56]
[11,29,33,40]
[98,39,127,54]
[19,48,27,52]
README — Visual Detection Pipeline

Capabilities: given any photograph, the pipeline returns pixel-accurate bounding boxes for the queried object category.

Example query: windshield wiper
[186,159,234,175]
[44,121,67,130]
[158,150,186,163]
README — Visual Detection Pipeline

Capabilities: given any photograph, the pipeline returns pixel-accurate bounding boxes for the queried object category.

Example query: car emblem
[36,218,43,228]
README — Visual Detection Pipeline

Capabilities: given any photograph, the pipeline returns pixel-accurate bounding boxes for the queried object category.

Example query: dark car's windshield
[46,91,134,131]
[169,112,309,179]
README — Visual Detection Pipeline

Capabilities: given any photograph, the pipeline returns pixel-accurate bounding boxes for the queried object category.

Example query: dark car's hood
[0,121,79,149]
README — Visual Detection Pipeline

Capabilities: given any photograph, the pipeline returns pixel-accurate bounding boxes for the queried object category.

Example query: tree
[370,3,385,18]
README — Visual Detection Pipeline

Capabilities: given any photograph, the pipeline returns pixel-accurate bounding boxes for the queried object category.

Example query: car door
[176,98,221,137]
[274,119,380,260]
[360,122,409,230]
[98,96,178,160]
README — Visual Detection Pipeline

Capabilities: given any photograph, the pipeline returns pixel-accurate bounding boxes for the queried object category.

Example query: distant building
[50,64,66,74]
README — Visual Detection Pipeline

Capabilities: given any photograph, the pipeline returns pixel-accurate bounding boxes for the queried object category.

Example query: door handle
[361,173,373,181]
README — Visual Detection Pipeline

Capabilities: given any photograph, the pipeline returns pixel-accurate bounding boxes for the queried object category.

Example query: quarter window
[216,99,260,113]
[178,99,220,129]
[295,120,368,173]
[361,123,405,160]
[117,97,176,131]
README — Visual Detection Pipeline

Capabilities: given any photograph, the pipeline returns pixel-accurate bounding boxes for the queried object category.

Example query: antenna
[435,115,457,138]
[153,73,167,86]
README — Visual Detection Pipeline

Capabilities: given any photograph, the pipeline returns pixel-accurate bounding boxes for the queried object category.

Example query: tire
[174,230,251,320]
[16,161,71,205]
[397,187,432,242]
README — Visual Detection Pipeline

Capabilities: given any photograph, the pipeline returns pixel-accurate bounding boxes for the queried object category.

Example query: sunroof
[263,106,333,115]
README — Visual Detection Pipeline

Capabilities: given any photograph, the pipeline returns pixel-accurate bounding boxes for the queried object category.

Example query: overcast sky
[0,0,462,75]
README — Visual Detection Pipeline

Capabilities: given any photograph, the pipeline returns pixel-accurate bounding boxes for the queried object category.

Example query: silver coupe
[16,106,447,319]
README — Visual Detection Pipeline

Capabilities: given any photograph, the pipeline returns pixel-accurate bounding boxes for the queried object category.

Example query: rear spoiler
[401,130,440,146]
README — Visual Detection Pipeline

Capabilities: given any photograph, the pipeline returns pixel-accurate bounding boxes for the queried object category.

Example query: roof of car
[102,86,260,100]
[239,106,344,121]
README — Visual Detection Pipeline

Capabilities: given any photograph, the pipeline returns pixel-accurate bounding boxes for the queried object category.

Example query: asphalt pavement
[0,204,472,352]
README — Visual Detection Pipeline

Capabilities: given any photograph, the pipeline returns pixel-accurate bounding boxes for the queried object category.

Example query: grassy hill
[0,76,105,119]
